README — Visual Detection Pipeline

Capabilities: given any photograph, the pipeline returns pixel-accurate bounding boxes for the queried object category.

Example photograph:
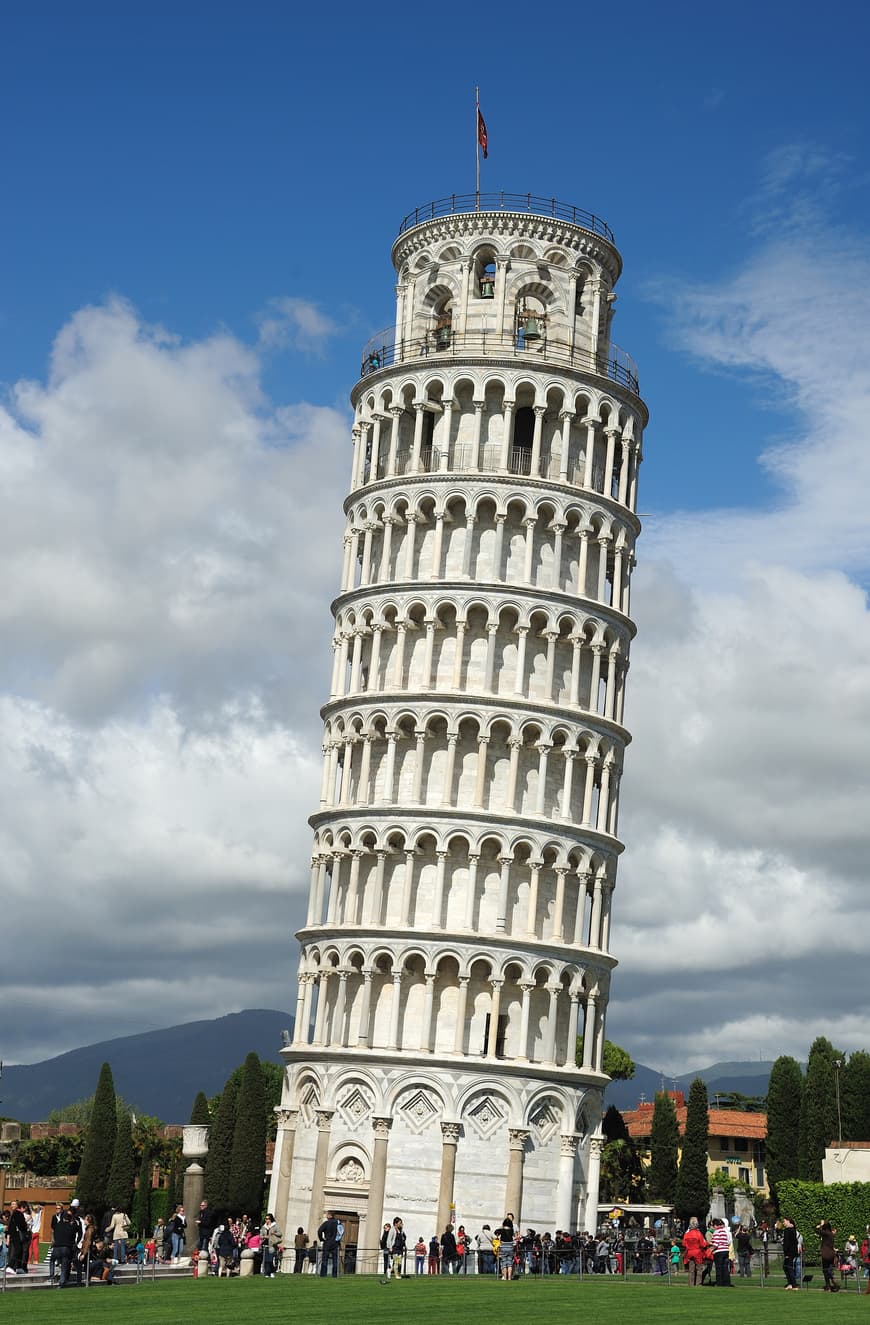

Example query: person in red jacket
[682,1218,709,1287]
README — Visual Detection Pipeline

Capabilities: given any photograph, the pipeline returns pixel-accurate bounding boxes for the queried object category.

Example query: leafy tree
[840,1051,870,1142]
[47,1097,96,1128]
[131,1145,152,1237]
[648,1091,679,1203]
[674,1078,709,1221]
[15,1133,85,1177]
[713,1091,767,1113]
[798,1037,841,1180]
[75,1061,117,1216]
[204,1073,238,1211]
[765,1055,803,1202]
[575,1037,636,1080]
[106,1107,136,1212]
[189,1091,212,1126]
[599,1105,646,1201]
[600,1137,646,1202]
[227,1052,267,1217]
[602,1104,630,1143]
[213,1060,283,1139]
[166,1155,182,1215]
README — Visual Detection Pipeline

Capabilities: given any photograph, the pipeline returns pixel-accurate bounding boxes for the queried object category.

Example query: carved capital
[372,1115,393,1140]
[508,1128,531,1151]
[588,1136,605,1158]
[275,1107,299,1130]
[560,1132,580,1158]
[315,1108,335,1132]
[441,1121,461,1144]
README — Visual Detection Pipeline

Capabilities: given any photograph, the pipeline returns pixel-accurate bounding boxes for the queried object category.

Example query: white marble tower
[269,192,647,1263]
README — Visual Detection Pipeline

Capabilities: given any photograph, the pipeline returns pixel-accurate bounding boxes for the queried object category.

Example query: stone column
[504,1129,530,1226]
[470,400,485,472]
[364,1117,392,1274]
[182,1124,209,1254]
[419,972,436,1052]
[452,620,467,685]
[387,970,403,1049]
[556,1133,579,1231]
[356,966,374,1046]
[576,528,590,597]
[453,977,470,1053]
[436,1122,461,1233]
[307,1109,334,1238]
[583,1135,604,1233]
[530,404,546,477]
[517,981,534,1061]
[271,1108,299,1234]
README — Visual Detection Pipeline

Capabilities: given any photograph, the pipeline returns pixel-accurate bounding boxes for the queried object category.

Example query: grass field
[3,1274,870,1324]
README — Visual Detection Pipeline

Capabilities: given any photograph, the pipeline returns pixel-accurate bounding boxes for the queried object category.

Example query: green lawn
[3,1274,869,1324]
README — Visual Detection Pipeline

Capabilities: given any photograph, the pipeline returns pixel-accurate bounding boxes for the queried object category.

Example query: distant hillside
[605,1059,775,1111]
[0,1009,293,1122]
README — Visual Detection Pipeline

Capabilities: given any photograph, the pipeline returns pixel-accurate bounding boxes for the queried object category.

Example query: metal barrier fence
[397,194,615,244]
[358,326,639,395]
[5,1243,866,1293]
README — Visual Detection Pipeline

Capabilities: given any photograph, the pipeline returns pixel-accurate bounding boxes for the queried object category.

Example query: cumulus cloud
[256,296,340,352]
[0,299,349,1061]
[611,153,870,1073]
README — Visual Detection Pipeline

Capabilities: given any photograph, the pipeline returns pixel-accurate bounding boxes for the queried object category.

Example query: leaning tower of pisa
[269,192,647,1262]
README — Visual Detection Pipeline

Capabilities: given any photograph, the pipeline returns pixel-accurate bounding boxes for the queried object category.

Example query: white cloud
[0,299,349,1061]
[256,296,340,352]
[611,158,870,1073]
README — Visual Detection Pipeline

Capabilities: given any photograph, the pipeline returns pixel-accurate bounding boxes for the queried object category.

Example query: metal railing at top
[358,326,639,396]
[397,194,615,244]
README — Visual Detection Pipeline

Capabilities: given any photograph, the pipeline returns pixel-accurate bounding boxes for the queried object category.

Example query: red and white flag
[477,106,488,159]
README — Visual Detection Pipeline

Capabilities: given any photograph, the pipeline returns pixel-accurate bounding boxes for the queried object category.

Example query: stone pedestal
[181,1124,210,1254]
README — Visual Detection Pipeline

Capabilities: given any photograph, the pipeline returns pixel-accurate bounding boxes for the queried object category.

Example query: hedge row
[777,1179,870,1263]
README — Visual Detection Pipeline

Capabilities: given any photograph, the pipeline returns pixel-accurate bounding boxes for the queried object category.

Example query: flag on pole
[477,106,488,159]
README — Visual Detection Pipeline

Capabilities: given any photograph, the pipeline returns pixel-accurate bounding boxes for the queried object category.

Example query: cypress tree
[189,1091,211,1126]
[227,1051,267,1217]
[674,1078,709,1222]
[648,1091,679,1203]
[75,1061,117,1217]
[131,1145,153,1237]
[798,1037,839,1179]
[106,1107,136,1213]
[765,1055,803,1202]
[602,1104,630,1143]
[840,1051,870,1142]
[204,1074,238,1212]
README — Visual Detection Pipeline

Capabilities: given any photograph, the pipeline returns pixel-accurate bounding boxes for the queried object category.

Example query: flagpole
[475,85,480,209]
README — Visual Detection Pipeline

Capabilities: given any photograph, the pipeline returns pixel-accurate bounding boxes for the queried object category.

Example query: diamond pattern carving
[398,1088,438,1134]
[529,1098,560,1144]
[338,1085,373,1131]
[464,1094,505,1140]
[298,1082,319,1127]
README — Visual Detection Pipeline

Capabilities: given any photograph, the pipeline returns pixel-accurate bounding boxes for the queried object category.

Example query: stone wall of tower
[270,201,646,1260]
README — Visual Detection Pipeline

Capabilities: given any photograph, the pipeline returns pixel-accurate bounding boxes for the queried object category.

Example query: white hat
[70,1199,80,1207]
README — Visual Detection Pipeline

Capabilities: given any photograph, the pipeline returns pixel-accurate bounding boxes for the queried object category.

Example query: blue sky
[3,0,870,1075]
[7,0,868,510]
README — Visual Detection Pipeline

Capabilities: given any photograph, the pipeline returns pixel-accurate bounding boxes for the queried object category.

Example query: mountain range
[604,1058,774,1111]
[0,1009,292,1122]
[1,1010,773,1123]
